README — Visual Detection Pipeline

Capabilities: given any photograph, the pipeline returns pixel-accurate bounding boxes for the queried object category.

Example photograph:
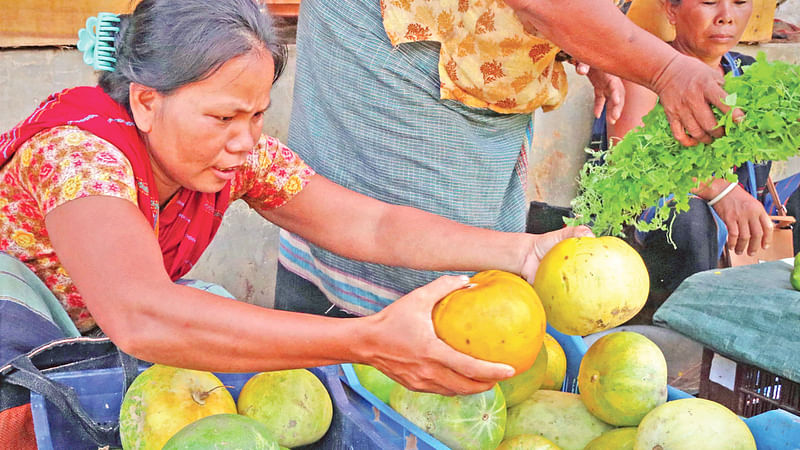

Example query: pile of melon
[118,366,333,449]
[116,236,758,449]
[354,237,757,450]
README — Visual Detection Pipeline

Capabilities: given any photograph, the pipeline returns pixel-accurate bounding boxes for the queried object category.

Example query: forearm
[45,196,380,372]
[264,175,536,277]
[105,281,379,372]
[509,0,678,90]
[369,204,535,276]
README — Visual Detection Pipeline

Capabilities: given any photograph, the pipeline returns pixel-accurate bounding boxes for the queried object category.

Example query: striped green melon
[578,331,668,426]
[162,414,280,449]
[389,384,506,450]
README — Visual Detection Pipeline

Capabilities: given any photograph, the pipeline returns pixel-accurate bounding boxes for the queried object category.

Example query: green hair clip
[77,12,120,72]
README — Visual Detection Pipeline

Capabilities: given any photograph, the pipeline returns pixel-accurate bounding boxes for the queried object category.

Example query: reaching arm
[45,195,516,395]
[504,0,734,146]
[258,174,592,282]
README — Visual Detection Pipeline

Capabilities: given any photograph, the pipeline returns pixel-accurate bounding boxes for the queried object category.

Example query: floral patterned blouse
[0,125,314,332]
[380,0,567,113]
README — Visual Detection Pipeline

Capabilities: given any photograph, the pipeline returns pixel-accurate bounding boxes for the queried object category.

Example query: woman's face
[666,0,753,64]
[134,49,275,203]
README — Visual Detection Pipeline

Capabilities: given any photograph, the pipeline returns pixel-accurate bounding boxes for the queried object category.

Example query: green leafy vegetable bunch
[567,52,800,237]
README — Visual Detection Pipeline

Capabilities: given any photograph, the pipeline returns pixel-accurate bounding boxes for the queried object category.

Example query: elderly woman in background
[602,0,800,305]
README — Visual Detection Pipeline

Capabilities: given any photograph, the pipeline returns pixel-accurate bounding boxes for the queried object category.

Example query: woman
[604,0,799,298]
[0,0,592,397]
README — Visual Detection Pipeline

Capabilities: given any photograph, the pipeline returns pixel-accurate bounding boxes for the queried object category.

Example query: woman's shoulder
[245,134,306,169]
[22,125,131,164]
[231,134,315,204]
[15,125,136,193]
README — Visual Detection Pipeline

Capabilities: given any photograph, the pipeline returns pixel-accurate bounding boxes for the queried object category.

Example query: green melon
[584,427,637,450]
[578,331,668,426]
[635,398,756,450]
[161,414,280,449]
[119,365,237,450]
[237,369,332,448]
[505,390,613,450]
[496,433,562,449]
[389,384,506,450]
[499,343,548,407]
[352,363,398,404]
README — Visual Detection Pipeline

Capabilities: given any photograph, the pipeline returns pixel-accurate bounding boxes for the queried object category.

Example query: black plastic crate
[700,348,800,417]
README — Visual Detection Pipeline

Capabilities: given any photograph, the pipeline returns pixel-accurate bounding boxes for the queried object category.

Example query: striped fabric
[279,0,534,315]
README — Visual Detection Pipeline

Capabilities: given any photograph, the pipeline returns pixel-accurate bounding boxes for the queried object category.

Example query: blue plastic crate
[32,327,800,449]
[31,365,434,450]
[337,324,800,450]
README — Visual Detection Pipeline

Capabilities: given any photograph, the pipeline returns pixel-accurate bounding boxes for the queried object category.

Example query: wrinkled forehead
[169,49,275,105]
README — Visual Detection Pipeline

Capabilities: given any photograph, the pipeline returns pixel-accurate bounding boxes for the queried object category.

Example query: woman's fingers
[655,55,728,146]
[368,275,514,396]
[521,226,594,282]
[429,337,515,382]
[668,116,698,147]
[758,213,774,252]
[412,274,471,309]
[372,340,510,396]
[726,219,741,254]
[594,91,607,119]
[746,215,764,256]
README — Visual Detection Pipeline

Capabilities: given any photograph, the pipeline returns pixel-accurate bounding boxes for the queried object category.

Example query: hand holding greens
[567,53,800,237]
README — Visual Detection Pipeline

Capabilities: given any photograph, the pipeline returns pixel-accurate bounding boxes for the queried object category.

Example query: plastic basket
[699,347,800,418]
[338,324,800,450]
[31,365,442,450]
[32,327,800,449]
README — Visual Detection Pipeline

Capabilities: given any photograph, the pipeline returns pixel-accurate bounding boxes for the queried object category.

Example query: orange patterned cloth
[380,0,568,113]
[0,126,313,332]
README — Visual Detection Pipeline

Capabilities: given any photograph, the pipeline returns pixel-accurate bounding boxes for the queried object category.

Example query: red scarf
[0,86,231,280]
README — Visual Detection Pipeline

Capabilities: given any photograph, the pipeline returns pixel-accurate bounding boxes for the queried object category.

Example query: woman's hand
[503,0,735,147]
[519,225,594,282]
[711,186,774,256]
[651,54,740,146]
[576,63,625,124]
[358,275,515,396]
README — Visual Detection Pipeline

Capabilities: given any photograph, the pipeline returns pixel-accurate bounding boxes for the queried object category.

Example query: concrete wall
[1,10,799,306]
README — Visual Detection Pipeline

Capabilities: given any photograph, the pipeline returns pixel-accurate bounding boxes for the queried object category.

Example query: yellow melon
[533,236,648,336]
[578,332,668,426]
[540,333,567,390]
[432,270,546,374]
